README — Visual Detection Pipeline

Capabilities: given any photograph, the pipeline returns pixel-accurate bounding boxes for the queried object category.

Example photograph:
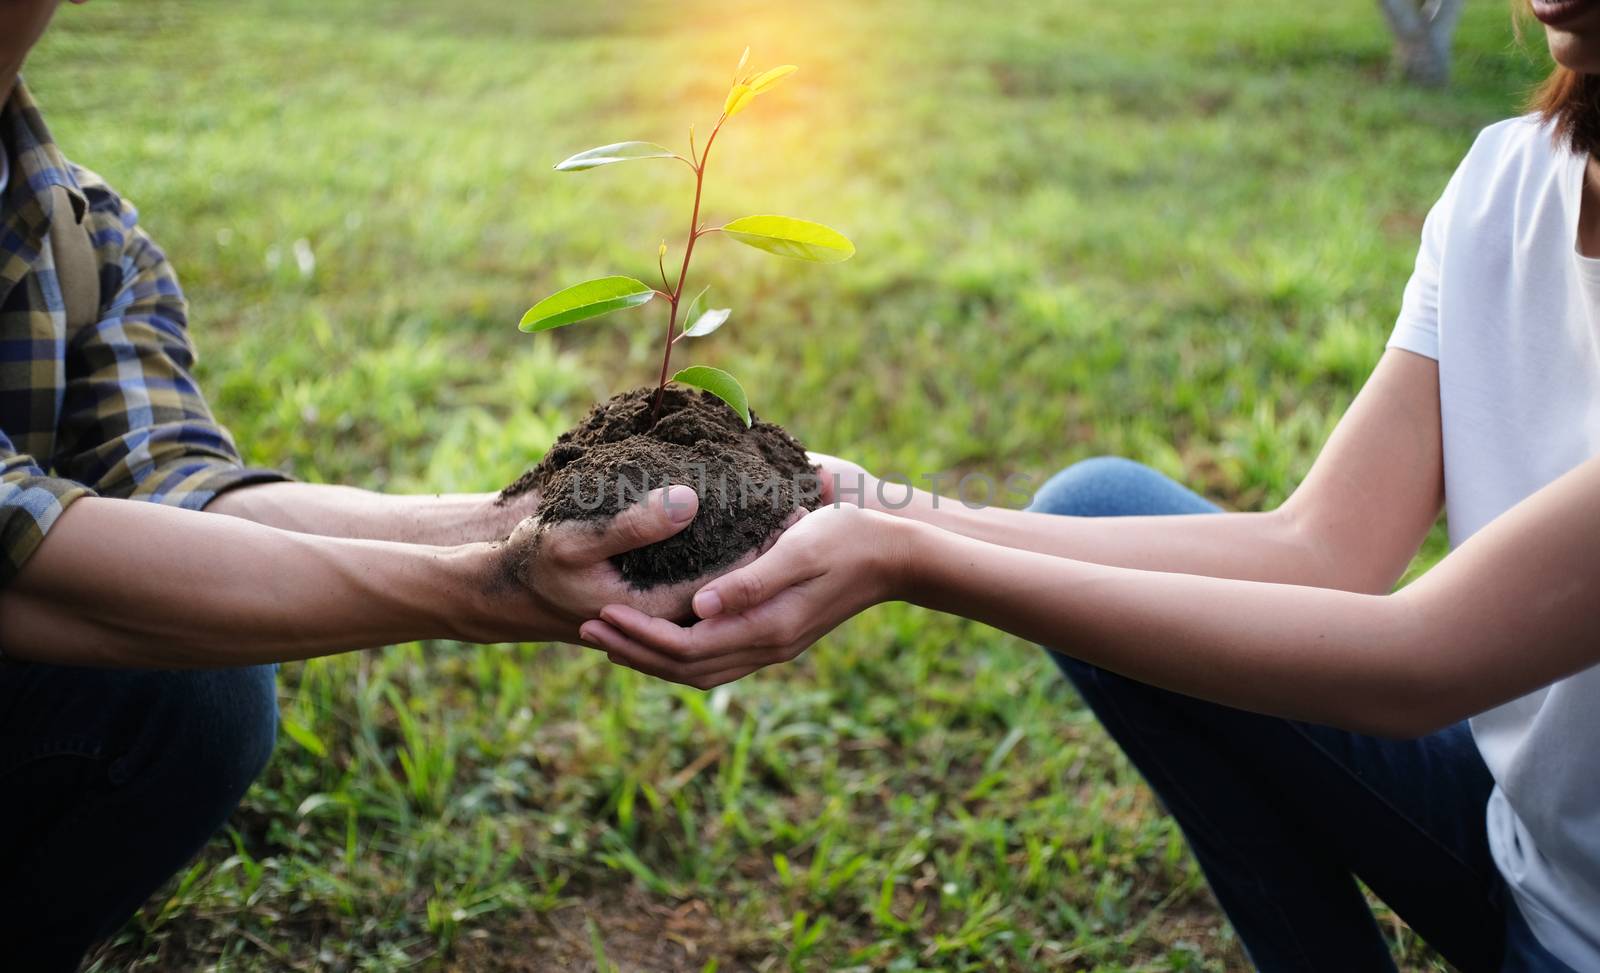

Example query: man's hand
[577,505,910,689]
[483,485,707,643]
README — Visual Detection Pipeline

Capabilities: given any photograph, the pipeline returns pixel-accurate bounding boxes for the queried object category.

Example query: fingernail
[579,622,602,645]
[664,485,697,524]
[694,589,723,618]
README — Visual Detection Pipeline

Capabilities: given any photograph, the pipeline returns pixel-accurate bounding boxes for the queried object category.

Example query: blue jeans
[1028,457,1576,973]
[0,662,278,972]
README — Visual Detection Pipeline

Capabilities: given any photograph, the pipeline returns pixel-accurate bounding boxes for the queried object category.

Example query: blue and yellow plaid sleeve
[0,429,92,585]
[50,174,289,510]
[1,86,290,589]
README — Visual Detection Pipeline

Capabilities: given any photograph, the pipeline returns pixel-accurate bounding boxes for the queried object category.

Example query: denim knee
[1028,456,1218,715]
[1028,456,1219,519]
[1047,649,1194,737]
[119,665,279,820]
[194,665,279,807]
[0,663,280,963]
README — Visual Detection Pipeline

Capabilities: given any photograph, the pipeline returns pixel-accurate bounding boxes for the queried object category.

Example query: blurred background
[30,0,1544,969]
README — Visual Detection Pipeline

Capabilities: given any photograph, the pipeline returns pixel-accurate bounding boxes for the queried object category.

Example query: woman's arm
[826,349,1444,594]
[904,437,1600,736]
[903,442,1599,735]
[584,451,1600,737]
[0,486,702,668]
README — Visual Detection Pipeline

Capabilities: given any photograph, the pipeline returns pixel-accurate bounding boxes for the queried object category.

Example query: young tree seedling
[518,48,854,426]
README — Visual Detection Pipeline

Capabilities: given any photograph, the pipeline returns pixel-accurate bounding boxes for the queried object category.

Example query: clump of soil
[499,386,820,588]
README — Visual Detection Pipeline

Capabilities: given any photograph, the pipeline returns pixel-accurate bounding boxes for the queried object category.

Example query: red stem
[652,118,724,418]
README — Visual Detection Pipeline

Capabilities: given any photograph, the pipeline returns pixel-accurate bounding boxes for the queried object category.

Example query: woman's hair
[1531,68,1600,154]
[1522,1,1600,154]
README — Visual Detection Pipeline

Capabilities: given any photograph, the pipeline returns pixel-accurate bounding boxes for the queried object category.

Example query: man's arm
[0,485,704,668]
[206,481,535,546]
[1,496,492,666]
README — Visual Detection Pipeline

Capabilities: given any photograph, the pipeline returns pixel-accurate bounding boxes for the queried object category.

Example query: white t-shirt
[1388,114,1600,968]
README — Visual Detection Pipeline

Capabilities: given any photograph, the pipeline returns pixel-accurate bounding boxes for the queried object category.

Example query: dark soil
[499,386,820,588]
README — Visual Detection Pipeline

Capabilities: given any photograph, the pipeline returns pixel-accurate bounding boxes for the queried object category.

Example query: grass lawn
[29,0,1546,969]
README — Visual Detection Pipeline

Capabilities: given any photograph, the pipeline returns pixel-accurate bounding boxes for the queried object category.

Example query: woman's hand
[808,452,878,508]
[579,505,911,689]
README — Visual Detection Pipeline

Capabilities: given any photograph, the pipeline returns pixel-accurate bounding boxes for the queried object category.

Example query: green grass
[27,0,1546,969]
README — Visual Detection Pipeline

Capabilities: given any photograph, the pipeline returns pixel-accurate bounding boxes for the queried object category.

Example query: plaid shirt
[0,81,286,586]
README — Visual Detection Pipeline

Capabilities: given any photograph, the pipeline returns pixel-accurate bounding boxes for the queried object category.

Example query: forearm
[0,497,547,667]
[877,488,1348,589]
[207,481,531,546]
[851,353,1444,595]
[895,448,1600,737]
[900,519,1432,735]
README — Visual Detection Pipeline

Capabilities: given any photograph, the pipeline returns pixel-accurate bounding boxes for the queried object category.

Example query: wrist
[439,539,561,644]
[873,513,935,603]
[848,474,926,516]
[866,482,941,524]
[470,491,537,543]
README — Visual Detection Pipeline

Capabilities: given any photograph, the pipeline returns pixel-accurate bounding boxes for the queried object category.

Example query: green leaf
[280,715,328,758]
[296,792,350,818]
[682,283,711,324]
[683,307,731,338]
[673,365,750,426]
[520,276,655,332]
[680,285,730,338]
[722,215,855,263]
[554,141,678,172]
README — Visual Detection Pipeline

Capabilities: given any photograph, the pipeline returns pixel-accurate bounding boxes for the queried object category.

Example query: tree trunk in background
[1378,0,1465,87]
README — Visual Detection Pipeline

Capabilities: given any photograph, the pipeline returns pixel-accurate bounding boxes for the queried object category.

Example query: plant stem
[652,117,725,418]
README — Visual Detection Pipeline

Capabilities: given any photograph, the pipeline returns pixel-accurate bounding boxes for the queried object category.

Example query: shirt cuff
[124,459,292,511]
[0,472,95,588]
[1386,317,1439,362]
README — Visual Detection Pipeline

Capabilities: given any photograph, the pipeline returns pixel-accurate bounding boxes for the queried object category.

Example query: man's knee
[1027,456,1218,519]
[211,665,279,799]
[118,666,278,819]
[192,666,279,808]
